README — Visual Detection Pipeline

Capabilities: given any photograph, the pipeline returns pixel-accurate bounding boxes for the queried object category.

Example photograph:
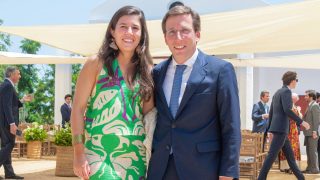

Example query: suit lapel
[156,58,172,117]
[175,52,208,118]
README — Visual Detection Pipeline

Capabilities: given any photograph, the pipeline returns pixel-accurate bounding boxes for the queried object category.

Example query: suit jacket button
[171,123,176,128]
[166,145,170,150]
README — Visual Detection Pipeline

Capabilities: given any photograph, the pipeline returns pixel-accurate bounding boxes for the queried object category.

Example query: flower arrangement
[24,122,48,142]
[54,123,72,146]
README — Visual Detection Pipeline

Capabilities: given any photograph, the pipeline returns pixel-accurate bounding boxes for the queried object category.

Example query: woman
[279,93,302,173]
[71,6,154,180]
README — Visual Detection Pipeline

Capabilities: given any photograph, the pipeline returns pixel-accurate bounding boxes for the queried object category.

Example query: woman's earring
[109,39,118,50]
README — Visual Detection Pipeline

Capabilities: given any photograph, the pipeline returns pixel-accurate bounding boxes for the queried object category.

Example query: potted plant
[24,122,47,159]
[54,123,75,177]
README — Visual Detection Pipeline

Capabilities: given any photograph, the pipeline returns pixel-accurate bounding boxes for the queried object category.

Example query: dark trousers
[317,138,320,172]
[163,155,179,180]
[258,133,304,180]
[0,125,16,176]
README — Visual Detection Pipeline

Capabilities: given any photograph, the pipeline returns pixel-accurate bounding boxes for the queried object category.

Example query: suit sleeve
[2,84,15,124]
[311,105,320,132]
[60,105,69,122]
[252,104,263,122]
[281,89,302,125]
[217,62,241,178]
[266,101,274,132]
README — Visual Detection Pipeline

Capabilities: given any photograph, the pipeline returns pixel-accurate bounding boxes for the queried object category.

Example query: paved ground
[0,158,320,180]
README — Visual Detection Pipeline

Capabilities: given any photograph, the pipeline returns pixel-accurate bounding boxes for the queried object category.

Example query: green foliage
[27,64,55,124]
[20,39,41,54]
[54,124,72,146]
[24,122,48,142]
[0,19,11,51]
[72,64,82,95]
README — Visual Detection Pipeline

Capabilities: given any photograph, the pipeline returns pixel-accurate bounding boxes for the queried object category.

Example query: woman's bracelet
[72,134,84,145]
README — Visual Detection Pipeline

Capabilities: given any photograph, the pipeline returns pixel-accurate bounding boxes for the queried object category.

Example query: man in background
[0,66,32,179]
[60,94,72,128]
[252,90,270,133]
[258,71,310,180]
[302,90,320,174]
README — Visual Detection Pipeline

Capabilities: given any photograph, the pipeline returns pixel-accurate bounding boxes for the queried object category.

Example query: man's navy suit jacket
[268,86,303,134]
[0,79,22,128]
[147,50,241,180]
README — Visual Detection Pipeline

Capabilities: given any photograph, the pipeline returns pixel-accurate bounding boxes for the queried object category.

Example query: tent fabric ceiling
[0,0,319,57]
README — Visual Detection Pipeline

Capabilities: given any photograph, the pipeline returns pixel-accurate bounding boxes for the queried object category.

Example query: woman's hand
[73,145,91,179]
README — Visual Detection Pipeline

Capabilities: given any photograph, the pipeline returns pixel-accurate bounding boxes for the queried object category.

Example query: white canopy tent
[0,0,319,57]
[0,51,85,64]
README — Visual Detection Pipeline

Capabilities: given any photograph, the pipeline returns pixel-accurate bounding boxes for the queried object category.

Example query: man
[147,5,241,180]
[317,92,320,173]
[302,90,320,174]
[258,71,310,180]
[60,94,72,128]
[252,90,270,133]
[0,66,31,179]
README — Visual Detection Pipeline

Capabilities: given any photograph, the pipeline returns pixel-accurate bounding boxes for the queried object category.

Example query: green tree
[72,64,82,95]
[0,19,11,52]
[0,19,10,81]
[20,39,41,54]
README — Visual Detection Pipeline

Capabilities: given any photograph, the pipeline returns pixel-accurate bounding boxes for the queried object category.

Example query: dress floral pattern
[279,105,301,170]
[84,60,146,180]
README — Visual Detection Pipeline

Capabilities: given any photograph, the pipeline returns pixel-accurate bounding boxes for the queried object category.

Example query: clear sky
[0,0,302,55]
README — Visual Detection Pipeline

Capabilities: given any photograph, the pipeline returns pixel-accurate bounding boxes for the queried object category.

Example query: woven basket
[55,146,76,177]
[27,141,42,159]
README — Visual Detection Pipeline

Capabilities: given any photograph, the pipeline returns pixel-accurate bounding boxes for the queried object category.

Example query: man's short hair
[305,90,316,100]
[64,94,72,100]
[282,71,297,86]
[5,66,18,78]
[162,5,201,34]
[316,92,320,99]
[168,1,184,10]
[260,90,269,99]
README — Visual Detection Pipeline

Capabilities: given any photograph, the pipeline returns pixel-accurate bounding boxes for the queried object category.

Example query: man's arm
[252,104,263,122]
[281,89,303,125]
[217,62,241,178]
[61,105,69,121]
[311,105,320,133]
[2,84,15,124]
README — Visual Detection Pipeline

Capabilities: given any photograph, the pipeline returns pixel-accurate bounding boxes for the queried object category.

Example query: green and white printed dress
[84,60,146,180]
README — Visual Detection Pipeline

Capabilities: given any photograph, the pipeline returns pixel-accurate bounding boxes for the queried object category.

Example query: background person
[0,66,32,179]
[60,94,72,128]
[252,90,270,133]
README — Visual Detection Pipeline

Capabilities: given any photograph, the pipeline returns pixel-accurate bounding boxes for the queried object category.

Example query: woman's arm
[71,55,101,179]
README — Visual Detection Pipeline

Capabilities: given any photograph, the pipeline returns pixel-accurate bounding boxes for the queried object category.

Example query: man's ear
[195,31,201,42]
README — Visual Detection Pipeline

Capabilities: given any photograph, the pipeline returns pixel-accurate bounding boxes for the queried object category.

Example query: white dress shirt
[163,49,199,106]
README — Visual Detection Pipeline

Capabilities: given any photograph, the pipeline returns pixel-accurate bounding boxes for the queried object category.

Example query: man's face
[261,93,270,103]
[10,70,21,84]
[304,93,311,103]
[164,14,200,63]
[65,97,72,105]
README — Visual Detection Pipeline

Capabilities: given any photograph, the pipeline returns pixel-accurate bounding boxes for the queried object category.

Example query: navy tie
[169,65,187,118]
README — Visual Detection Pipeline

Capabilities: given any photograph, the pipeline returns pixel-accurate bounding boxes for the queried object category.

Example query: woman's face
[112,15,142,55]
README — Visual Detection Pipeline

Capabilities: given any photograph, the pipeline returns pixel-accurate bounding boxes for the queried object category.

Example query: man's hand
[219,176,233,180]
[301,121,310,130]
[262,114,269,119]
[10,124,18,135]
[268,132,273,142]
[312,131,318,139]
[22,94,33,102]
